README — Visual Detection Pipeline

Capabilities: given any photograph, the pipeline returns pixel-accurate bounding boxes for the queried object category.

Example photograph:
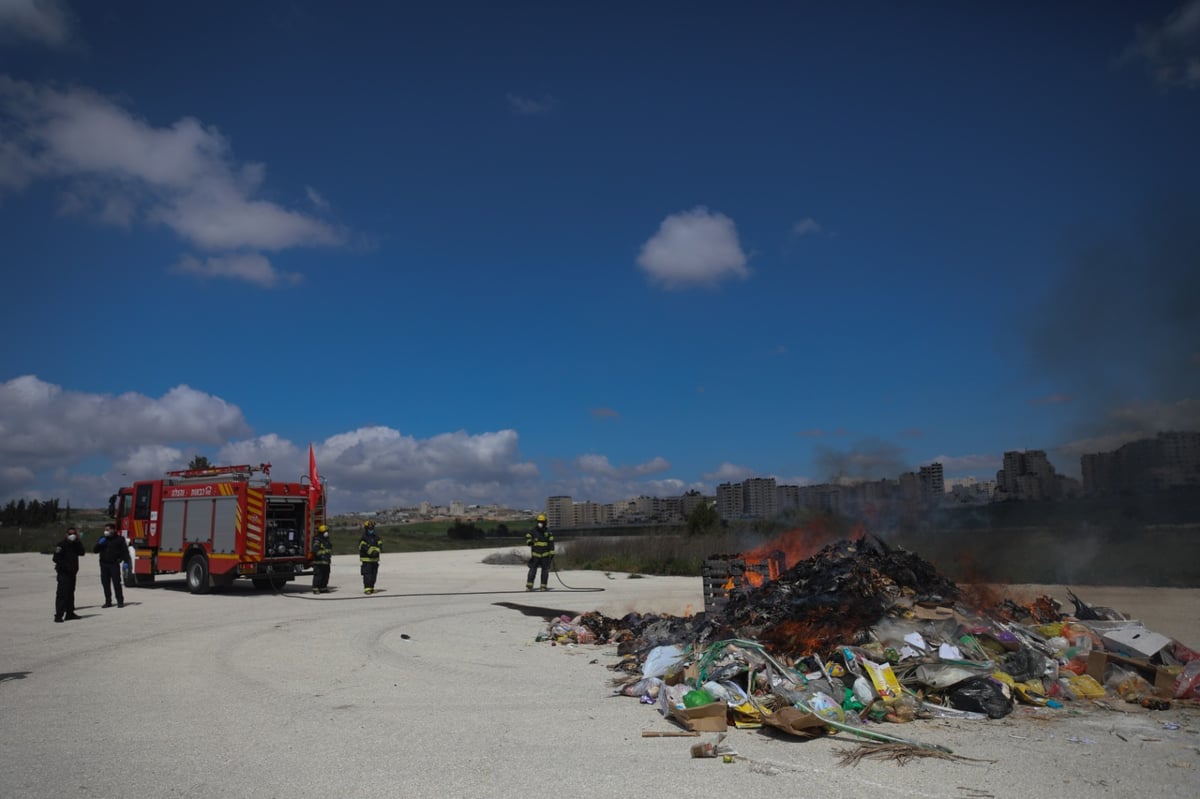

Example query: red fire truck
[107,463,324,593]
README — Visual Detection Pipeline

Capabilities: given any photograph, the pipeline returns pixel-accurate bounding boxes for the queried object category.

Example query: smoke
[1028,198,1200,456]
[814,437,910,484]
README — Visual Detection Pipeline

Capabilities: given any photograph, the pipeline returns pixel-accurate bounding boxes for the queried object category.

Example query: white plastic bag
[642,644,687,679]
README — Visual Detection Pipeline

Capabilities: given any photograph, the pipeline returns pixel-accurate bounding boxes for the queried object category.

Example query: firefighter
[93,522,131,608]
[525,514,555,591]
[358,520,381,594]
[312,524,333,594]
[52,526,86,622]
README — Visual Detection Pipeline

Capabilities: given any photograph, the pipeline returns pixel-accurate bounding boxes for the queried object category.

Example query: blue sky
[1,0,1198,514]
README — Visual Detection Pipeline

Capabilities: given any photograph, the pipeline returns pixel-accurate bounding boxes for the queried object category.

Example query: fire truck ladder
[164,464,271,485]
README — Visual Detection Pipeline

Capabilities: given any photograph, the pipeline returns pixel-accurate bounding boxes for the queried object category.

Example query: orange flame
[741,525,838,570]
[745,571,764,588]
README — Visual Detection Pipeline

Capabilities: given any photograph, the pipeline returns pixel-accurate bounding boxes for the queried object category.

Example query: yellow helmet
[536,514,547,523]
[317,524,328,533]
[363,520,376,530]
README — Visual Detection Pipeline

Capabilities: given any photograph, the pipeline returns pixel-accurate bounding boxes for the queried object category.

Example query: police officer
[93,522,132,608]
[312,524,333,594]
[53,526,85,622]
[525,513,555,591]
[358,520,381,594]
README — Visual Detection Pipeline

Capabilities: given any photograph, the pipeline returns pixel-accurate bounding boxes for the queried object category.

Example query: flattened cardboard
[671,701,728,732]
[760,706,827,738]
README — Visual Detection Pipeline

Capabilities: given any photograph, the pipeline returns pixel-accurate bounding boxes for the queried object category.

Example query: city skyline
[1,2,1198,515]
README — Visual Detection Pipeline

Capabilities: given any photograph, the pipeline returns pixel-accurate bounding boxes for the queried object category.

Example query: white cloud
[171,253,302,289]
[306,185,330,210]
[217,434,300,472]
[0,374,712,513]
[576,454,617,476]
[0,0,74,48]
[506,93,556,115]
[115,445,186,479]
[791,217,822,236]
[632,456,671,476]
[0,76,343,284]
[0,375,251,476]
[637,207,749,289]
[703,461,755,483]
[1123,0,1200,88]
[575,454,670,478]
[310,426,540,508]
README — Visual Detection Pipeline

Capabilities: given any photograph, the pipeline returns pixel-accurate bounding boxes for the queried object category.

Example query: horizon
[1,2,1198,516]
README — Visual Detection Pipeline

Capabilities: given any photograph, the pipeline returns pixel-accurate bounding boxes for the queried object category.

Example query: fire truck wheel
[185,555,211,594]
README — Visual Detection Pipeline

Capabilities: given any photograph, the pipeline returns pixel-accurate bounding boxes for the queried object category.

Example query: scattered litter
[531,533,1199,766]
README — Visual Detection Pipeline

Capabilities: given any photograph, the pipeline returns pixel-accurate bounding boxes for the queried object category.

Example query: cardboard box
[1086,650,1175,699]
[1100,625,1171,660]
[664,662,700,686]
[671,701,728,732]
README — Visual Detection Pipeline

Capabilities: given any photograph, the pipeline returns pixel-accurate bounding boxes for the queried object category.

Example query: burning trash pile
[538,534,1200,749]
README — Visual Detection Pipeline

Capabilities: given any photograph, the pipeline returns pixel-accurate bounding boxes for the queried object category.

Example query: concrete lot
[1,549,1197,799]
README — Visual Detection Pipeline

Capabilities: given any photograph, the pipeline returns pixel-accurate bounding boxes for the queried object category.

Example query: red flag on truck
[308,444,321,509]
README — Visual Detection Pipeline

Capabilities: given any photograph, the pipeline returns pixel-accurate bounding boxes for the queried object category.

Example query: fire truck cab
[108,463,323,593]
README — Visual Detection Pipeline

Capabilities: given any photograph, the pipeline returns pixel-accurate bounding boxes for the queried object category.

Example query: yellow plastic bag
[1066,673,1106,699]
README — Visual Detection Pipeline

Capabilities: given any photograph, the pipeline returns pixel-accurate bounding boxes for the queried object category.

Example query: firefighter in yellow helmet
[359,520,381,594]
[312,524,333,594]
[525,513,554,591]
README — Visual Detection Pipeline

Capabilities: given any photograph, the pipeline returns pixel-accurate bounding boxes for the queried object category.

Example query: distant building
[680,490,709,516]
[1081,431,1200,494]
[997,450,1060,500]
[918,462,945,502]
[947,477,996,504]
[545,496,573,528]
[743,477,778,519]
[716,482,744,519]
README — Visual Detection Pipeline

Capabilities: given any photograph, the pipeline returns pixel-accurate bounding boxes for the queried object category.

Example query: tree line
[1,498,63,527]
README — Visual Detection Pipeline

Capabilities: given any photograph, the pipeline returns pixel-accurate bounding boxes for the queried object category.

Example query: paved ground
[1,549,1197,799]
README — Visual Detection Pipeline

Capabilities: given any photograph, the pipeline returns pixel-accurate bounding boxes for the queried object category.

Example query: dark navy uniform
[53,529,85,622]
[94,528,132,607]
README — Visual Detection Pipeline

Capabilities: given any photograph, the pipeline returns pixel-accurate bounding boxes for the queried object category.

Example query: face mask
[67,534,78,541]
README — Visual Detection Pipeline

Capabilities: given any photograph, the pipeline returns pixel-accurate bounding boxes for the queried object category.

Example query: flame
[723,577,735,591]
[741,525,839,570]
[745,571,764,588]
[762,619,836,656]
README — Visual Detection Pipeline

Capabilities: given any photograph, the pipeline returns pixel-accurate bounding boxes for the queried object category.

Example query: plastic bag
[1106,664,1154,701]
[947,677,1013,719]
[1064,672,1106,699]
[1175,658,1200,700]
[642,645,687,679]
[659,682,689,717]
[1001,648,1048,682]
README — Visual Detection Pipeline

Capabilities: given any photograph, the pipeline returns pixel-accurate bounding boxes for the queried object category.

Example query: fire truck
[107,463,325,593]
